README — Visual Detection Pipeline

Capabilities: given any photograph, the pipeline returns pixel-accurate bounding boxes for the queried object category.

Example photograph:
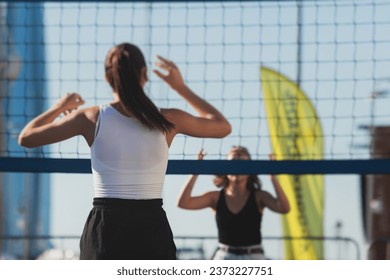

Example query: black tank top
[215,189,262,246]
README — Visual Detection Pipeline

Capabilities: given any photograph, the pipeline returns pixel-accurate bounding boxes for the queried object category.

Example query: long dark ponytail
[105,43,174,133]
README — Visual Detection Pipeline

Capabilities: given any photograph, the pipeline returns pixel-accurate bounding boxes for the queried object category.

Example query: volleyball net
[1,0,390,174]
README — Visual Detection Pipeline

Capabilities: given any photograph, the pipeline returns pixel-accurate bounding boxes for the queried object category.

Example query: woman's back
[91,104,168,200]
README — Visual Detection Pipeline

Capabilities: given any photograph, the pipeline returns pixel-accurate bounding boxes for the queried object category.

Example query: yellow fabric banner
[260,66,324,259]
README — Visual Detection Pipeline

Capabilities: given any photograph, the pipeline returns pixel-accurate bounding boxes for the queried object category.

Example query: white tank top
[91,104,169,199]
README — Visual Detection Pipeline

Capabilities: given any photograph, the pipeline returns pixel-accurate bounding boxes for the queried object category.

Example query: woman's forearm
[18,93,85,147]
[154,56,230,132]
[18,104,64,145]
[25,104,63,128]
[175,85,226,120]
[177,174,198,208]
[175,85,231,136]
[271,175,291,213]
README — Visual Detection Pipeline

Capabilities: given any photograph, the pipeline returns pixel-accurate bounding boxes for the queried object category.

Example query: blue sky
[35,1,390,259]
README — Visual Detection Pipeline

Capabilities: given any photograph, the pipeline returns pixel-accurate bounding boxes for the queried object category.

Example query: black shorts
[79,198,176,260]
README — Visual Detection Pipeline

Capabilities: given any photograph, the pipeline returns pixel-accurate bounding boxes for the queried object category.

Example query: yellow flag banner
[260,66,324,260]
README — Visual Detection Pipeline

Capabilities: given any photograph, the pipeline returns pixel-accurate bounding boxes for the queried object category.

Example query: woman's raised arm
[18,93,95,147]
[177,150,219,210]
[154,56,231,144]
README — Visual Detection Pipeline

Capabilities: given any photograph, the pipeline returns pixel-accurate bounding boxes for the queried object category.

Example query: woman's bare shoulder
[207,190,221,202]
[80,105,100,123]
[255,189,271,199]
[205,190,221,210]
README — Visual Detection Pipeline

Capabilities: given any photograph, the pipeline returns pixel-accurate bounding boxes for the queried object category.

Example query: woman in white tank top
[18,43,231,259]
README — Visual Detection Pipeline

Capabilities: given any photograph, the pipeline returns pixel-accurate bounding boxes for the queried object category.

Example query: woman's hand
[153,55,185,91]
[198,148,207,160]
[55,93,85,115]
[263,152,290,214]
[177,148,219,210]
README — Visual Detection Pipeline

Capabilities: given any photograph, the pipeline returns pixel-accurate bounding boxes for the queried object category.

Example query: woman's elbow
[281,204,291,214]
[178,204,190,210]
[18,133,28,147]
[18,133,36,148]
[223,122,232,136]
[177,199,187,209]
[216,121,232,138]
[178,198,196,210]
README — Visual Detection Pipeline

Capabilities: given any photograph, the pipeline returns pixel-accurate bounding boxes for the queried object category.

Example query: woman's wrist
[270,175,278,182]
[51,102,67,115]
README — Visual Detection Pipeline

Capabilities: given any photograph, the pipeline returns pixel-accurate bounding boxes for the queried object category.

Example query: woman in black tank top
[178,146,290,260]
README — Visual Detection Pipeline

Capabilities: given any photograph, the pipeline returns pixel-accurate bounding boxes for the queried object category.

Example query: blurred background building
[0,2,51,259]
